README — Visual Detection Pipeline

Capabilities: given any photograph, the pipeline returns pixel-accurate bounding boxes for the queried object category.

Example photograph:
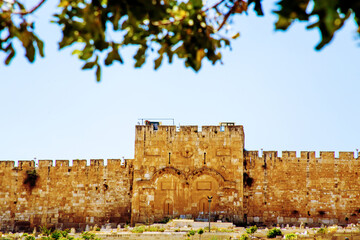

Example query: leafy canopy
[1,0,360,81]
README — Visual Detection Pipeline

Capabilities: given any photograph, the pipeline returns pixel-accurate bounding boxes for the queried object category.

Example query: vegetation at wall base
[246,225,258,234]
[267,228,283,238]
[131,225,165,233]
[285,233,297,240]
[316,227,328,234]
[240,233,250,240]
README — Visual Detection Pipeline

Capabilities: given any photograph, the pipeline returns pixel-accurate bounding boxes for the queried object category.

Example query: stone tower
[131,124,245,224]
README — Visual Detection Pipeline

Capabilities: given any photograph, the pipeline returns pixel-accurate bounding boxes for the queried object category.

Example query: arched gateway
[131,125,244,224]
[131,167,240,223]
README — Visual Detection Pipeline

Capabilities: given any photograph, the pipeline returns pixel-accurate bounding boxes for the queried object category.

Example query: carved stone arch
[151,168,188,221]
[190,172,220,219]
[150,166,187,183]
[188,167,227,187]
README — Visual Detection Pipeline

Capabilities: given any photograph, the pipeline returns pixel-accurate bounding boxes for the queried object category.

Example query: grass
[131,225,165,233]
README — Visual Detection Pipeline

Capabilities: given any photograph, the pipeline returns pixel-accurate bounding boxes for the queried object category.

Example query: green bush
[189,230,196,236]
[40,226,52,236]
[317,228,327,234]
[51,231,62,240]
[285,233,297,240]
[40,237,51,240]
[218,228,234,233]
[24,236,35,240]
[240,233,250,240]
[198,229,204,235]
[131,226,146,233]
[267,228,283,238]
[146,226,165,232]
[61,230,70,238]
[81,232,95,240]
[131,225,166,233]
[246,225,258,234]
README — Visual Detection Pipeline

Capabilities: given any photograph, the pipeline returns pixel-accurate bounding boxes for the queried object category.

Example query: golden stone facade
[1,124,360,231]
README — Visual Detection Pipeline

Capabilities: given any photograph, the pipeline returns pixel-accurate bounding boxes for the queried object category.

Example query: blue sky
[0,1,359,162]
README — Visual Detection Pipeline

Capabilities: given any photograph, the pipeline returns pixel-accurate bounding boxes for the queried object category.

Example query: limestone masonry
[1,124,360,232]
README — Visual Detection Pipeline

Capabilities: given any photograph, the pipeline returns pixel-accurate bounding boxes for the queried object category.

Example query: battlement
[0,159,132,170]
[136,125,244,134]
[244,150,359,161]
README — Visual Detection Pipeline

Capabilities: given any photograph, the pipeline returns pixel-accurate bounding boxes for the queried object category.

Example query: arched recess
[152,172,188,220]
[150,167,187,183]
[188,167,227,187]
[190,173,220,219]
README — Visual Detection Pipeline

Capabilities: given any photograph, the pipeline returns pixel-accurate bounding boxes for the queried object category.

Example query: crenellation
[0,160,15,168]
[320,151,335,160]
[300,151,315,159]
[55,160,69,167]
[262,151,278,159]
[179,125,198,132]
[38,160,53,167]
[72,159,87,168]
[244,151,259,159]
[90,159,104,166]
[107,159,122,168]
[17,160,35,169]
[338,151,354,160]
[282,151,297,158]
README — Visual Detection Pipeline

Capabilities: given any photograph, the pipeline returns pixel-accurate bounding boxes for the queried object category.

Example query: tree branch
[12,0,46,15]
[204,0,226,12]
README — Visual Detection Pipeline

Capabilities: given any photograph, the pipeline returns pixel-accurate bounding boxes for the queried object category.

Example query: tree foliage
[1,0,360,81]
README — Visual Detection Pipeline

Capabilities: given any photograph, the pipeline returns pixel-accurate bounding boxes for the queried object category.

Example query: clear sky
[1,1,359,162]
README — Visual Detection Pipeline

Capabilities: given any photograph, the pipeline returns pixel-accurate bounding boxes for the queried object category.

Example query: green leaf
[191,0,203,9]
[72,50,82,56]
[25,44,36,62]
[82,61,96,69]
[96,64,101,82]
[154,55,163,70]
[34,36,45,57]
[275,15,292,30]
[248,0,264,16]
[104,45,123,66]
[5,48,15,65]
[232,32,240,39]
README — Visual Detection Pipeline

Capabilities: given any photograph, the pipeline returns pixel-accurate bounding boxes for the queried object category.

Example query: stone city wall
[1,124,360,231]
[0,159,133,232]
[243,150,360,226]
